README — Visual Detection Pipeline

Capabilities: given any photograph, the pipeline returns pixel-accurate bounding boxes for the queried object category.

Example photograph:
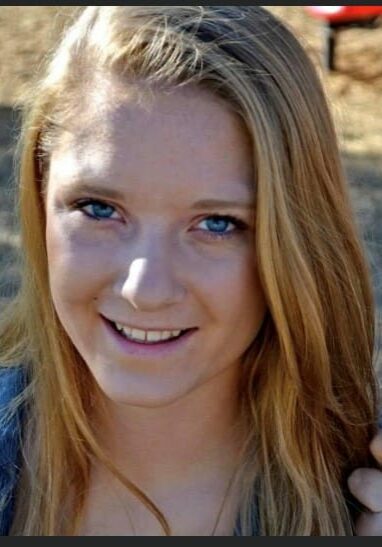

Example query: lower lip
[101,317,198,358]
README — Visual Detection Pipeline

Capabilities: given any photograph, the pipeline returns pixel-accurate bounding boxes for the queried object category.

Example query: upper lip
[101,315,195,332]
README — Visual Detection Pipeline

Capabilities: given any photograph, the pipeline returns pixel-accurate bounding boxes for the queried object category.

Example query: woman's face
[45,82,267,407]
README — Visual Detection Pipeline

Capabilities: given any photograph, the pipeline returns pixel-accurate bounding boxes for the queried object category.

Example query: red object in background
[306,6,382,24]
[304,6,382,70]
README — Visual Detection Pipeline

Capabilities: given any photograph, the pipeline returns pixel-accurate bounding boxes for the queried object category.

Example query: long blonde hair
[0,6,379,535]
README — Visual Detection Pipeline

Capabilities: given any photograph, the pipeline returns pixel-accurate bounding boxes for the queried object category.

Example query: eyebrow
[61,183,125,201]
[62,182,255,210]
[191,199,255,210]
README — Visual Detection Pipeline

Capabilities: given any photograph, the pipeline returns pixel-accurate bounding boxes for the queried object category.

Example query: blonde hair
[0,6,379,535]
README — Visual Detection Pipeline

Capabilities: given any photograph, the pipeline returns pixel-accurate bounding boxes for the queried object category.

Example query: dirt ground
[0,6,381,370]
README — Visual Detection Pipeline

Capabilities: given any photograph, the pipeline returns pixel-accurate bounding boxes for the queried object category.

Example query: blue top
[0,367,25,536]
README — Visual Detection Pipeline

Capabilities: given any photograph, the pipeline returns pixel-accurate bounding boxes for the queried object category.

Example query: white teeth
[114,323,183,343]
[147,331,162,343]
[131,329,146,342]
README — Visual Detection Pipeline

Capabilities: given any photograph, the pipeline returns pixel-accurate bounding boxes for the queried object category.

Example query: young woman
[0,6,381,535]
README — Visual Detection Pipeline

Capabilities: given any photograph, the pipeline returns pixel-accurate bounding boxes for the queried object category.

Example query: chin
[95,375,194,409]
[106,390,191,409]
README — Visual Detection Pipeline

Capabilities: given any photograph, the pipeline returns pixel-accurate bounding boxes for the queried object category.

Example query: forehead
[49,82,254,200]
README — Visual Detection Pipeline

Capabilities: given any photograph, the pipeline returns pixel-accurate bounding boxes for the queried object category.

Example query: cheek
[45,214,114,305]
[196,252,266,330]
[228,261,266,332]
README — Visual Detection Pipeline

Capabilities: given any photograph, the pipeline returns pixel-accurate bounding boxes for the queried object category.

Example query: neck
[96,365,245,490]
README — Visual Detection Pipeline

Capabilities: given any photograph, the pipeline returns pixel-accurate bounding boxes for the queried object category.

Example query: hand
[348,430,382,535]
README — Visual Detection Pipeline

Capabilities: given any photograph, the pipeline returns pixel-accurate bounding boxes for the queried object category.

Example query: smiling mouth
[106,319,195,346]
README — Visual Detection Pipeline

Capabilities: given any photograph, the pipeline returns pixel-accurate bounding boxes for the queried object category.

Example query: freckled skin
[45,82,267,408]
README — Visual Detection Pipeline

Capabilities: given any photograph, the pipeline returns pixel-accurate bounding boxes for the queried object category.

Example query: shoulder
[0,366,26,465]
[0,366,26,407]
[0,366,26,535]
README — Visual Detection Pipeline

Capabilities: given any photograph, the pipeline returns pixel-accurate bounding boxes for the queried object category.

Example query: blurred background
[0,6,381,374]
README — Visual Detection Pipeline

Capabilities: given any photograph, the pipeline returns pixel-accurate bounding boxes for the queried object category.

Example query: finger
[355,510,382,536]
[348,468,382,513]
[370,430,382,467]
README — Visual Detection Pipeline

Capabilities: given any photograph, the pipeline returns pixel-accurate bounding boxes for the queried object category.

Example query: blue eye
[202,217,233,233]
[74,200,119,221]
[197,215,247,238]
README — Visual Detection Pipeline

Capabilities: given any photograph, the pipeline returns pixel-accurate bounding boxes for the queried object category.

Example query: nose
[118,238,186,312]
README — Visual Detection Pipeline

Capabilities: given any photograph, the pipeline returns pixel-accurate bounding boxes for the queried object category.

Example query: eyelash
[72,199,248,240]
[73,199,121,222]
